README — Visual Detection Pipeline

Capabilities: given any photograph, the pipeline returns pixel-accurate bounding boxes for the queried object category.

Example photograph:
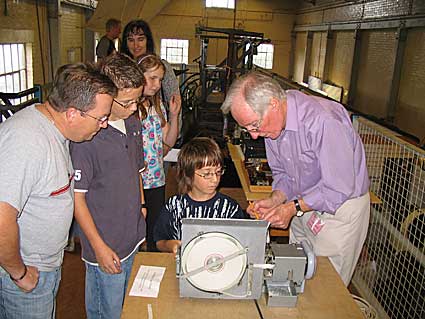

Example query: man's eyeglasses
[242,118,263,133]
[194,169,225,180]
[114,97,145,109]
[80,111,108,125]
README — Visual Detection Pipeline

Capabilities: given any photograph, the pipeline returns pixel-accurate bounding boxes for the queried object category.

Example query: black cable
[254,299,264,319]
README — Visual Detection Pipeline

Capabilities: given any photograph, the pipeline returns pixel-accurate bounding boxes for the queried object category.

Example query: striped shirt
[153,192,246,242]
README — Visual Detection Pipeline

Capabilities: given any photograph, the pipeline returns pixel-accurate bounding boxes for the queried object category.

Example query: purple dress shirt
[265,90,369,214]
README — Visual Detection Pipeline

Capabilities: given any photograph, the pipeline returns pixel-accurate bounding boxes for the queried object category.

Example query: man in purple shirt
[221,71,370,286]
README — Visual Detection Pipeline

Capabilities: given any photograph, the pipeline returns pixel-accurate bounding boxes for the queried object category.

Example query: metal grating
[352,116,425,319]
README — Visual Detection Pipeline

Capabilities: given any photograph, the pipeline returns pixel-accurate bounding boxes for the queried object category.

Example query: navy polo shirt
[70,115,146,263]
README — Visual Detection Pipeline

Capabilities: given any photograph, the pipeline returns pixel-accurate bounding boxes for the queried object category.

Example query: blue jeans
[85,252,136,319]
[0,267,61,319]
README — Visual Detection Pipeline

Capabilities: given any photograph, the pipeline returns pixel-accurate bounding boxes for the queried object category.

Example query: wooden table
[121,252,364,319]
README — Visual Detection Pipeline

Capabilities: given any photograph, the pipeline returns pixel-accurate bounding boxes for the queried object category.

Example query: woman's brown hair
[137,54,166,127]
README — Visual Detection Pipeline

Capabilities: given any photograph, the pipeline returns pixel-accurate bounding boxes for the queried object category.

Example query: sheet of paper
[163,148,180,162]
[129,265,166,298]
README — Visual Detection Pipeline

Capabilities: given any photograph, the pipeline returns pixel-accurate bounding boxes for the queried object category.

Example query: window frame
[205,0,235,9]
[253,43,274,70]
[160,39,189,64]
[0,43,33,104]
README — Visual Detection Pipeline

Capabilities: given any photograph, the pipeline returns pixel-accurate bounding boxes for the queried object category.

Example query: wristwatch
[293,199,304,217]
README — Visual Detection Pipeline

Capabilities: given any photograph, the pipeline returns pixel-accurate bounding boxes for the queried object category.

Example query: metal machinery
[176,218,316,307]
[180,27,269,141]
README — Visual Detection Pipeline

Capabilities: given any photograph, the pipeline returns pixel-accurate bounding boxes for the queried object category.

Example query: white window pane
[6,74,13,92]
[206,0,234,8]
[11,44,19,72]
[0,76,6,92]
[0,46,4,74]
[13,72,20,92]
[18,44,25,69]
[20,70,27,90]
[161,38,189,64]
[4,45,12,74]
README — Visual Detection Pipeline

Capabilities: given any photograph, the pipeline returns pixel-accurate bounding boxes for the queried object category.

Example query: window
[206,0,235,9]
[160,39,189,64]
[0,43,33,103]
[253,44,274,69]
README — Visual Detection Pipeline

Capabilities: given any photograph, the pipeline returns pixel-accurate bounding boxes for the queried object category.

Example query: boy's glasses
[114,97,146,109]
[194,169,225,180]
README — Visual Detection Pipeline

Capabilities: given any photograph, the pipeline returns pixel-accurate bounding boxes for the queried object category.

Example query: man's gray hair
[221,71,286,117]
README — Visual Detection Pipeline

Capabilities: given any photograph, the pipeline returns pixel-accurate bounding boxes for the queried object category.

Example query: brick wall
[297,0,418,25]
[355,30,397,118]
[60,3,85,65]
[396,28,425,142]
[295,0,425,141]
[327,31,354,104]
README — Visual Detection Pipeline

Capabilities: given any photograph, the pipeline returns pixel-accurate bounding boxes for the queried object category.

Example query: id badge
[307,212,325,235]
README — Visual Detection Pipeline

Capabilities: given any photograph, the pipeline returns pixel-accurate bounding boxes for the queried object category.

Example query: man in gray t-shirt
[0,63,116,318]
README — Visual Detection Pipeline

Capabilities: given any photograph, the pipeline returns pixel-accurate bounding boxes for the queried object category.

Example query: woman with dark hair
[121,19,181,113]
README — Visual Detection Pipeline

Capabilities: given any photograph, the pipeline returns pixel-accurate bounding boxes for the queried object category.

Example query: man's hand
[12,265,39,293]
[94,244,121,274]
[261,201,297,229]
[247,190,286,219]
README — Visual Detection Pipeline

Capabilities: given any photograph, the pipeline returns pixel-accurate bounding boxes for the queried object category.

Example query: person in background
[121,19,181,135]
[0,63,116,319]
[221,71,370,286]
[154,137,247,254]
[137,54,181,251]
[70,53,146,319]
[96,18,121,61]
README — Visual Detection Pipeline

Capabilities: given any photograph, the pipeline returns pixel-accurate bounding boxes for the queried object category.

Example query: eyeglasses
[113,97,145,109]
[194,169,225,180]
[241,118,263,133]
[80,111,108,125]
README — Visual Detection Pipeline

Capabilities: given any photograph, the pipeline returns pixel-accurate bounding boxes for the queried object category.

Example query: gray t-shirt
[0,105,74,271]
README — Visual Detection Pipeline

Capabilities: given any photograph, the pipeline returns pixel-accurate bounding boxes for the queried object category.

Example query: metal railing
[352,116,425,319]
[0,86,41,123]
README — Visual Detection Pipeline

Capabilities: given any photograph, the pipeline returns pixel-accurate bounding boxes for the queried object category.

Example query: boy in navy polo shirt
[70,53,146,319]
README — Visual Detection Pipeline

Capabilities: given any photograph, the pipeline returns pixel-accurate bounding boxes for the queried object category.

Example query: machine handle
[301,240,316,279]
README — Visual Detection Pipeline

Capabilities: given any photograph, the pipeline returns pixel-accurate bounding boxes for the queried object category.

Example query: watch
[293,199,304,217]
